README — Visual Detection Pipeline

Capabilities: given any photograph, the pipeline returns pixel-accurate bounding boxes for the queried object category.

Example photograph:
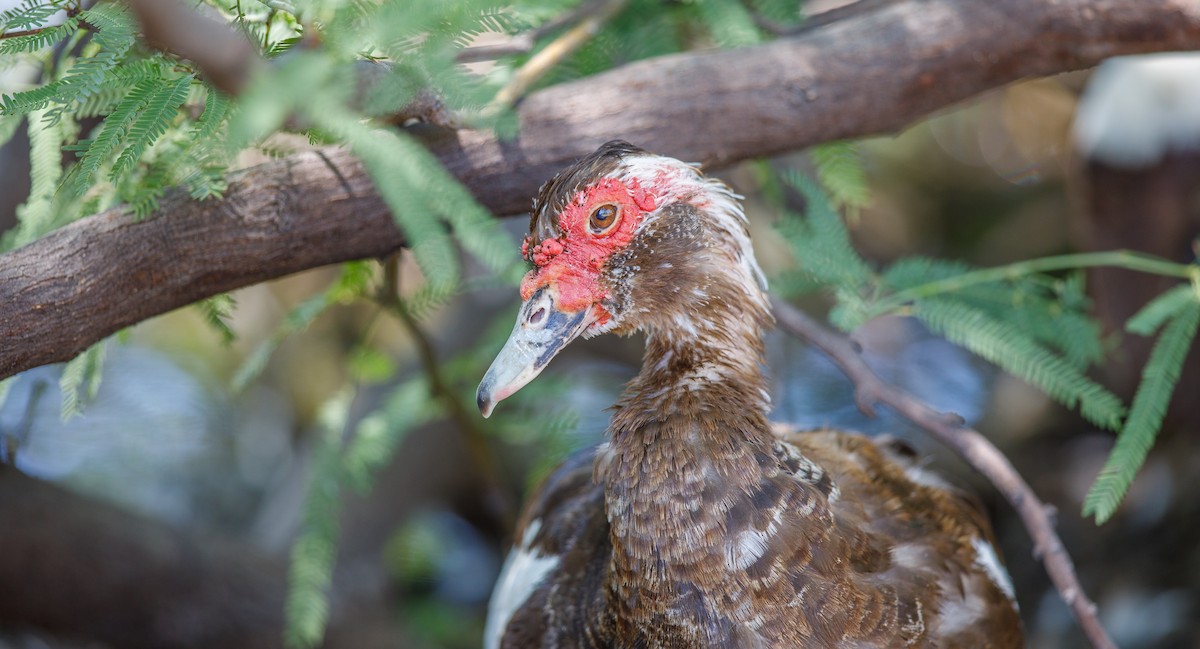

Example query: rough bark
[0,0,1198,381]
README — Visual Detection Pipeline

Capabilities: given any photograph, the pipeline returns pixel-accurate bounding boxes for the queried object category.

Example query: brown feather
[487,143,1024,649]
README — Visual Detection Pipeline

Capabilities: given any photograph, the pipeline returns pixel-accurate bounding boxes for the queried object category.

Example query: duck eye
[588,204,620,234]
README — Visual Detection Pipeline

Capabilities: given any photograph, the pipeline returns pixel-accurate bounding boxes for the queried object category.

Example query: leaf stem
[489,0,628,109]
[872,250,1196,318]
[377,254,516,531]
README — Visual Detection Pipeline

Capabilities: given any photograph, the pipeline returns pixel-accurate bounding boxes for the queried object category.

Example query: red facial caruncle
[520,177,658,313]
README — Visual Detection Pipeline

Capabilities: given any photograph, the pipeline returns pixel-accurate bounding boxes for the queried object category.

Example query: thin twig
[489,0,628,109]
[0,24,58,39]
[378,255,516,531]
[770,296,1118,649]
[456,0,616,63]
[0,1,82,40]
[455,36,535,64]
[736,0,794,36]
[783,0,896,37]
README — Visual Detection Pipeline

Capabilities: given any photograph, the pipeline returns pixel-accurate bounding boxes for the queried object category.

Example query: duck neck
[599,275,775,593]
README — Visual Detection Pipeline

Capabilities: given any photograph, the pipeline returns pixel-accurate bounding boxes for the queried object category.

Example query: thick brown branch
[0,149,396,379]
[1,0,1198,381]
[431,0,1200,216]
[770,298,1117,649]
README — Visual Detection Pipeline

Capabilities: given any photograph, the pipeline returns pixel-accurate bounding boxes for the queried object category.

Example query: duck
[476,140,1024,648]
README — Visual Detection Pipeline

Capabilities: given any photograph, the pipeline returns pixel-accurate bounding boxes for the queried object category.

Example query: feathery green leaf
[197,294,238,344]
[811,141,870,214]
[59,75,160,199]
[193,87,231,141]
[1126,283,1197,336]
[342,378,439,493]
[109,74,193,178]
[915,298,1125,430]
[0,17,77,54]
[773,170,873,314]
[1084,302,1200,523]
[1,0,63,32]
[693,0,762,47]
[58,340,107,421]
[284,388,354,649]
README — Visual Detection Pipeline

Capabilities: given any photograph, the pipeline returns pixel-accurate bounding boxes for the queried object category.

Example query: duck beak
[477,286,595,418]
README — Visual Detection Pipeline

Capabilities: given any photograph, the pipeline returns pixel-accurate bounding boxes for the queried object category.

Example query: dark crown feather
[528,140,648,243]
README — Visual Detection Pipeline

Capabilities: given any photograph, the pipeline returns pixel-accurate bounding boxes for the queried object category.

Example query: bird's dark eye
[589,204,620,234]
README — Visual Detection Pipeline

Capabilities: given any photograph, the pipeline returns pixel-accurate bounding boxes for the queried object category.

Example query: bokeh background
[1,1,1198,648]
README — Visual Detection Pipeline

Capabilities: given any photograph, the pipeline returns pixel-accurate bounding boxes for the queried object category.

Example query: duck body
[478,141,1023,648]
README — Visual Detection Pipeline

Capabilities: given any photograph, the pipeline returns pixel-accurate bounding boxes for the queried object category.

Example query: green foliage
[1084,292,1200,523]
[232,263,374,391]
[341,378,439,493]
[282,291,526,648]
[811,141,870,215]
[913,298,1123,430]
[694,0,763,47]
[197,294,238,344]
[772,169,874,327]
[881,258,1105,368]
[7,108,66,249]
[773,159,1200,523]
[347,345,398,385]
[0,18,77,54]
[1126,283,1196,336]
[58,339,106,421]
[284,387,354,649]
[1,0,67,33]
[61,72,196,200]
[533,0,803,88]
[747,0,804,26]
[776,170,873,292]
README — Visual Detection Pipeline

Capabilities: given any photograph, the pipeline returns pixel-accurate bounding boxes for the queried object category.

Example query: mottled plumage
[479,141,1023,648]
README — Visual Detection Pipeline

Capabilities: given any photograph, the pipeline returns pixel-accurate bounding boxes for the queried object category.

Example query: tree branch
[123,0,259,95]
[770,297,1117,649]
[1,0,1198,381]
[456,0,619,63]
[0,149,394,380]
[489,0,628,109]
[0,1,82,40]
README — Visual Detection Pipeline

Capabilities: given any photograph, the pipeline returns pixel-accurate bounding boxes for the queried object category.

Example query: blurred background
[1,1,1199,648]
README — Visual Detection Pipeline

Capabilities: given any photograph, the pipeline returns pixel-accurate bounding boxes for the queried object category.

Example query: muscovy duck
[476,141,1023,648]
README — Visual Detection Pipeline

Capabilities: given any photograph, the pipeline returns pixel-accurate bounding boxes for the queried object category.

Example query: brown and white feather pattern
[487,142,1023,648]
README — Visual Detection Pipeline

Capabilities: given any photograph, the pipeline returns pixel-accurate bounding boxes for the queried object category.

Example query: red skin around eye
[520,177,655,311]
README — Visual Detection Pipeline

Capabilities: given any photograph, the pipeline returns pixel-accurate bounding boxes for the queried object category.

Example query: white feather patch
[904,464,953,491]
[727,528,772,570]
[934,577,988,637]
[890,542,933,571]
[484,519,560,649]
[971,537,1017,604]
